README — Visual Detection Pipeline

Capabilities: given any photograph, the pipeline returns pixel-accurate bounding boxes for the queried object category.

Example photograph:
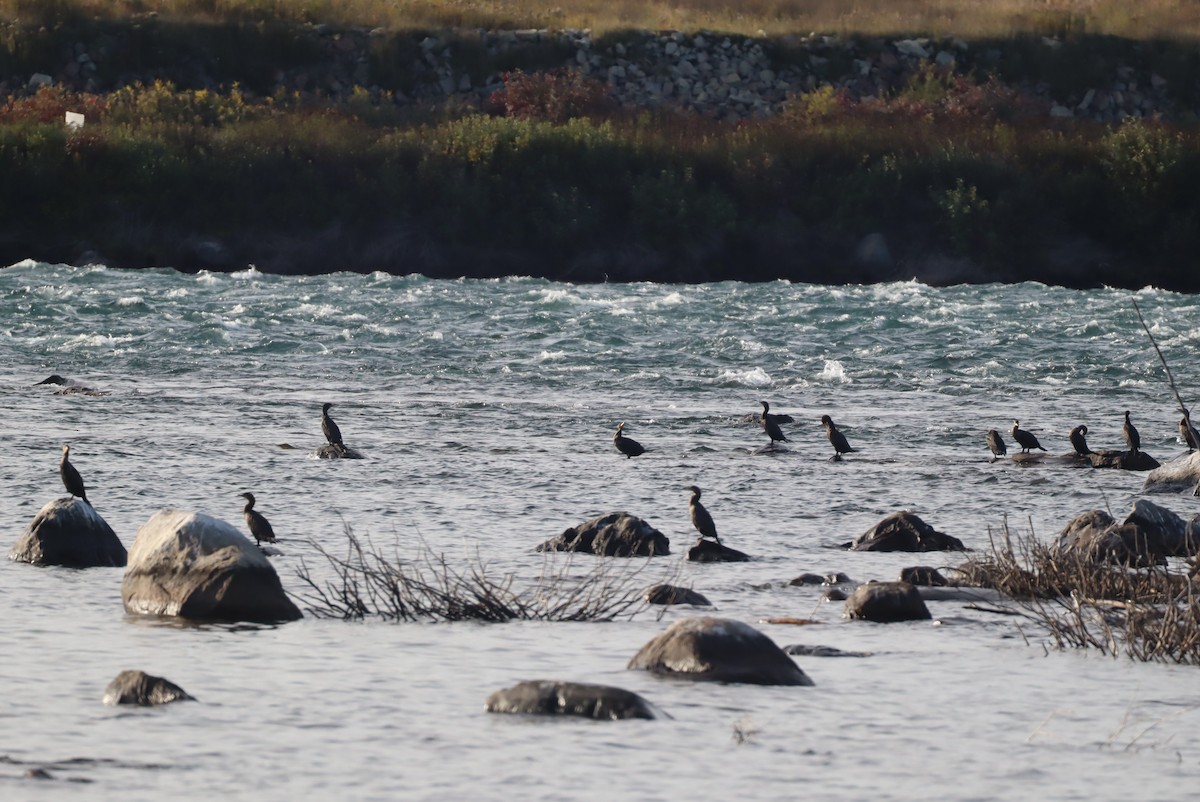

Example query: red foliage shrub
[1,85,107,123]
[488,68,613,123]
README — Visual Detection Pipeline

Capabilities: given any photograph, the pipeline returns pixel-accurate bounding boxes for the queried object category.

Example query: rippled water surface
[2,262,1199,800]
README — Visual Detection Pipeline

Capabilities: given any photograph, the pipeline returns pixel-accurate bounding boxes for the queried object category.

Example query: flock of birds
[50,394,1200,556]
[985,409,1200,460]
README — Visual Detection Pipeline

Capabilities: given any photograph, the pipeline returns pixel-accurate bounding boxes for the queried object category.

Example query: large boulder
[843,581,932,622]
[845,511,965,552]
[102,670,194,706]
[1088,450,1160,471]
[121,510,302,623]
[1143,451,1200,493]
[9,497,126,567]
[687,539,750,562]
[485,680,657,720]
[1057,501,1192,565]
[627,617,814,686]
[537,512,669,557]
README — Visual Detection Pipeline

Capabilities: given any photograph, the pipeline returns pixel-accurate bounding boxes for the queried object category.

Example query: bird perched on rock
[1180,410,1200,451]
[613,422,645,458]
[686,485,721,545]
[759,401,788,450]
[240,492,277,546]
[1123,410,1140,453]
[1069,425,1092,456]
[321,402,345,453]
[59,444,88,504]
[821,415,856,459]
[1011,420,1046,453]
[985,429,1007,461]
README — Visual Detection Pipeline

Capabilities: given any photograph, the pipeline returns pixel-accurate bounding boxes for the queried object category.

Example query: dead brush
[294,524,661,622]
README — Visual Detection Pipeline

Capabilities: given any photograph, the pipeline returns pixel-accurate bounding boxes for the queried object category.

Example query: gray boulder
[485,680,657,720]
[1088,450,1160,471]
[843,581,932,622]
[1125,499,1190,556]
[121,510,302,623]
[644,584,711,606]
[10,497,126,567]
[899,565,949,586]
[627,617,814,685]
[315,444,365,459]
[1143,451,1200,493]
[783,644,872,658]
[686,538,750,562]
[103,670,194,706]
[537,512,670,557]
[845,511,965,552]
[1056,509,1163,567]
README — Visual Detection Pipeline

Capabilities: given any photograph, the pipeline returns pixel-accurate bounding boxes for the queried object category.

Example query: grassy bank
[1,77,1198,286]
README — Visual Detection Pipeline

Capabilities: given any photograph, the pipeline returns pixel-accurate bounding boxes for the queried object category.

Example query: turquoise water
[1,261,1198,800]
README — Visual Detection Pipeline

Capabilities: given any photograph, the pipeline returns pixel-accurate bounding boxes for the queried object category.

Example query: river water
[1,261,1198,800]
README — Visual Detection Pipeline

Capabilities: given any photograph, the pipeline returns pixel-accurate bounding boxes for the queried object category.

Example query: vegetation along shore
[3,1,1200,288]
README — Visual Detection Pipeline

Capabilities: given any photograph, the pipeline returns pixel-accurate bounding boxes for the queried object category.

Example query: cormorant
[321,402,344,450]
[821,415,856,458]
[686,485,721,545]
[1180,410,1200,451]
[240,492,277,545]
[1011,420,1046,453]
[613,422,645,458]
[1069,425,1092,456]
[59,444,88,504]
[760,401,788,449]
[1123,410,1140,453]
[985,429,1007,461]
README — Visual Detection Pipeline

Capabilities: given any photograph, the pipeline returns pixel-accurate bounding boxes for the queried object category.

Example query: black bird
[321,402,344,450]
[1180,410,1200,451]
[821,414,856,458]
[1011,420,1046,453]
[1069,425,1092,456]
[686,485,721,545]
[760,401,789,449]
[613,422,645,458]
[59,444,88,504]
[985,429,1007,461]
[240,492,278,545]
[1123,410,1140,453]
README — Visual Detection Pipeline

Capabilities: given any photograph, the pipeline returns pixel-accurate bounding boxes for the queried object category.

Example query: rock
[686,538,750,562]
[315,443,365,459]
[102,670,194,706]
[1050,104,1074,118]
[644,584,711,605]
[894,39,929,58]
[121,509,303,623]
[1143,451,1200,493]
[1125,499,1191,556]
[789,573,825,586]
[855,232,892,270]
[628,617,813,685]
[9,497,126,567]
[899,565,948,586]
[843,581,932,622]
[485,680,657,720]
[782,644,872,658]
[538,512,669,557]
[1056,509,1165,567]
[845,511,965,552]
[28,73,53,88]
[822,588,847,601]
[1088,450,1160,470]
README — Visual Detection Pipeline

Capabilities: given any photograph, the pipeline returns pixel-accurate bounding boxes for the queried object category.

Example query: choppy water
[2,261,1199,800]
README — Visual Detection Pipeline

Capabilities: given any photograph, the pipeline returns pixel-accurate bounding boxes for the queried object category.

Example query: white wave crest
[818,360,851,383]
[538,350,567,361]
[116,296,144,306]
[718,367,772,387]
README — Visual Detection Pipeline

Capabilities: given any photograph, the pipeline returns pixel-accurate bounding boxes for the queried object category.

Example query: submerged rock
[121,509,303,623]
[103,670,194,706]
[686,538,750,562]
[628,616,813,685]
[899,566,949,586]
[845,511,965,552]
[843,581,932,622]
[537,512,670,557]
[315,443,365,459]
[644,584,711,606]
[485,680,657,720]
[783,644,872,658]
[9,497,126,567]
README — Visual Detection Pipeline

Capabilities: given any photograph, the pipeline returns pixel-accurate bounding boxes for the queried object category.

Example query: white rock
[28,73,53,88]
[894,40,928,58]
[1050,104,1074,118]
